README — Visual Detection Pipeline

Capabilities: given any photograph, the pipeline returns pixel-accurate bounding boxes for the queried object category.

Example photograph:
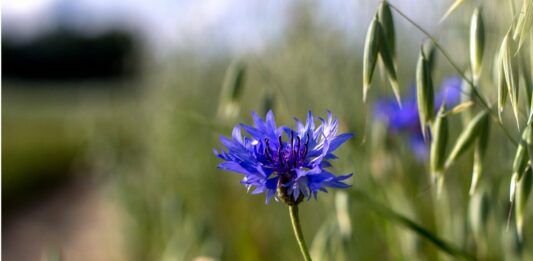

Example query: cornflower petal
[373,76,462,157]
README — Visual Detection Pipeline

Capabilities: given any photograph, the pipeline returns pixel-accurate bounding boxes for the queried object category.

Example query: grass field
[4,1,533,260]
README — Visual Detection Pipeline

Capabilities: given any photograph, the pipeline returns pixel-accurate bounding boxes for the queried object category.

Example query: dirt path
[3,179,125,261]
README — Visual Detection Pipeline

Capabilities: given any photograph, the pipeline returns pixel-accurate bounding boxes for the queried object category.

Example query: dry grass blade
[499,33,521,129]
[513,0,533,51]
[445,110,488,168]
[447,101,474,115]
[440,0,467,23]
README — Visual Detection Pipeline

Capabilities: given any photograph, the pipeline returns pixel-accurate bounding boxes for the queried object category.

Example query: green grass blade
[500,33,521,130]
[349,189,475,260]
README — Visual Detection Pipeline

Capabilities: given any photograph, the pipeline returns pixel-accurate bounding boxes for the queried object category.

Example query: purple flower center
[264,132,310,176]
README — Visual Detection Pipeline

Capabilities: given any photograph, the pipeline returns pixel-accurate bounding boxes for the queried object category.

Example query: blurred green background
[3,0,533,260]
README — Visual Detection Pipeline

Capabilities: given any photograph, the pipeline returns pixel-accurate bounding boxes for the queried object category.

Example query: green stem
[289,205,312,261]
[387,2,519,147]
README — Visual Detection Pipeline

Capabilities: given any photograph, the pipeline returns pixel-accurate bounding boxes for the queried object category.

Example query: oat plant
[362,0,533,256]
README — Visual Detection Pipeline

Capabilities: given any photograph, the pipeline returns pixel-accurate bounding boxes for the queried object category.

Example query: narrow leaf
[349,189,475,260]
[447,101,474,115]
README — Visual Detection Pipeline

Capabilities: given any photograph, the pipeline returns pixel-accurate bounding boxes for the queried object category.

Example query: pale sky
[3,0,449,58]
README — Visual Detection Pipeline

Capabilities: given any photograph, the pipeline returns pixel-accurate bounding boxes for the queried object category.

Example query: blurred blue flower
[214,111,353,204]
[373,76,462,159]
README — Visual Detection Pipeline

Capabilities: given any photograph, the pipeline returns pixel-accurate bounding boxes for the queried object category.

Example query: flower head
[373,76,462,159]
[214,111,353,205]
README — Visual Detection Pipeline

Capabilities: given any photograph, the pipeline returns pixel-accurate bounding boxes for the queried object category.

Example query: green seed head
[363,17,381,102]
[470,6,485,84]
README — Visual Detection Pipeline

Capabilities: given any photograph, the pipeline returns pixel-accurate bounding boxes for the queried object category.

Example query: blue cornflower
[214,111,353,205]
[373,76,462,159]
